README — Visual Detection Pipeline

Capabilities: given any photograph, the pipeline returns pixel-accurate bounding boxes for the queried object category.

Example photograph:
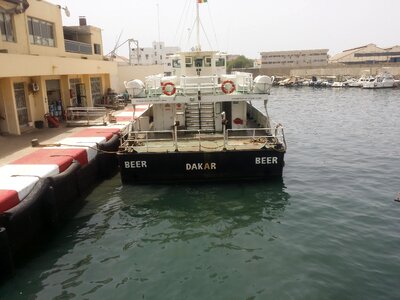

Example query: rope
[200,143,222,150]
[175,0,192,46]
[207,1,219,50]
[33,142,119,154]
[11,174,41,179]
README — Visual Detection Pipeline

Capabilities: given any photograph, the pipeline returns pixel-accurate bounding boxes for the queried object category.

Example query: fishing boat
[117,1,286,183]
[348,73,375,87]
[362,70,397,89]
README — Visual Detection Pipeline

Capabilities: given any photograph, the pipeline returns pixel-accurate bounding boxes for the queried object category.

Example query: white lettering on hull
[186,163,217,171]
[124,161,147,168]
[255,157,278,165]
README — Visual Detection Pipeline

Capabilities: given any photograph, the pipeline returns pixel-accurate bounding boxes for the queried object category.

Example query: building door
[13,82,29,128]
[69,78,81,106]
[45,80,62,117]
[76,83,86,106]
[90,77,102,105]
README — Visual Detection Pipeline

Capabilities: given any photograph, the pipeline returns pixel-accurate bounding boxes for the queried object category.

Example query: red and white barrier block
[0,176,39,212]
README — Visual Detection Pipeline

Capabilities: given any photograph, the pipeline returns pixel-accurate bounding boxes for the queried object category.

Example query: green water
[1,88,400,299]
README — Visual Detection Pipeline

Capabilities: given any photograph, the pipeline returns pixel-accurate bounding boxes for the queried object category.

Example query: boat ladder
[185,102,215,131]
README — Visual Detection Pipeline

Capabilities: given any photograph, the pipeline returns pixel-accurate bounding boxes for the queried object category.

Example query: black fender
[46,161,80,223]
[77,157,99,196]
[98,133,120,152]
[0,226,14,280]
[1,178,50,256]
[97,134,120,179]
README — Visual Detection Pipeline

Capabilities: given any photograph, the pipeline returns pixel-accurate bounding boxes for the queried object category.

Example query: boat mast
[196,0,201,51]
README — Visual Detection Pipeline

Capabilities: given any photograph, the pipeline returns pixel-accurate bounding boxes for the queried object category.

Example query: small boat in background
[331,81,345,88]
[363,70,397,89]
[348,74,375,87]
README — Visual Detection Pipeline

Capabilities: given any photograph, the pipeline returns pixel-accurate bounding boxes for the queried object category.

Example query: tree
[227,55,254,73]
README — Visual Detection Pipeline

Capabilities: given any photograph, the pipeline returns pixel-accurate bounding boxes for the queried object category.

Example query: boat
[331,81,345,88]
[278,76,304,87]
[362,70,397,89]
[332,77,355,88]
[348,73,375,87]
[118,1,286,183]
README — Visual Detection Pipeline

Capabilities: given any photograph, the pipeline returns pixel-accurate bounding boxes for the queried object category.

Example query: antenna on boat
[195,0,201,51]
[157,3,161,43]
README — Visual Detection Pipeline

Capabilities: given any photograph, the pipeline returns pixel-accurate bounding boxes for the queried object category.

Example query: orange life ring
[162,82,176,96]
[221,80,236,94]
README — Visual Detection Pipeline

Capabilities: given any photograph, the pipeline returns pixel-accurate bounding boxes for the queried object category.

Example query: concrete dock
[0,125,84,167]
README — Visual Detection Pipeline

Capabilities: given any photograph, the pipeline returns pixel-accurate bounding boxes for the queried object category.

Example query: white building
[129,41,180,75]
[261,49,328,68]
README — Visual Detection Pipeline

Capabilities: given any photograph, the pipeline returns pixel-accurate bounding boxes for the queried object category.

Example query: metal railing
[226,125,286,150]
[122,126,286,152]
[141,74,259,98]
[66,107,107,126]
[179,76,219,95]
[64,39,93,55]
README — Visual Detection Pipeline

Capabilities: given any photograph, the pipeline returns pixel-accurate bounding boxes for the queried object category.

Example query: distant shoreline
[236,62,400,78]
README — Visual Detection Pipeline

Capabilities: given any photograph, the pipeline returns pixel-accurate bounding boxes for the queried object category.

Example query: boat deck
[121,130,280,153]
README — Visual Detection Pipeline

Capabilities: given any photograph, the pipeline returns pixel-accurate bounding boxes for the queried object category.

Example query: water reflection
[117,180,290,241]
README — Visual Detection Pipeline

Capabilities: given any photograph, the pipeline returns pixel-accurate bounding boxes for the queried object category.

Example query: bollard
[31,138,39,147]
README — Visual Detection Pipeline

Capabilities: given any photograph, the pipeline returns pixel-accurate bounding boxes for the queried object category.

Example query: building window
[216,58,225,67]
[27,17,55,47]
[160,55,162,60]
[185,57,192,67]
[0,12,15,42]
[195,58,203,67]
[94,43,101,55]
[172,59,181,68]
[205,57,212,67]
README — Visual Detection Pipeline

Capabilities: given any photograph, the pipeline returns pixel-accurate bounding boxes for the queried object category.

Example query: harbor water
[1,88,400,299]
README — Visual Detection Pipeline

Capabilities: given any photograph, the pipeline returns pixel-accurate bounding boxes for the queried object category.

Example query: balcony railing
[64,39,92,55]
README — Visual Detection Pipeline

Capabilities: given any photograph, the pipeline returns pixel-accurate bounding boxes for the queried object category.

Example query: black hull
[118,149,285,183]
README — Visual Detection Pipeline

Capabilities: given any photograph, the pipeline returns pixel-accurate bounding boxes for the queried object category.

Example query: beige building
[329,43,400,65]
[261,49,328,69]
[0,0,117,135]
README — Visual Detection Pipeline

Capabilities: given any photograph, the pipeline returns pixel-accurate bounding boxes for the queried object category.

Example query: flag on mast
[197,0,208,3]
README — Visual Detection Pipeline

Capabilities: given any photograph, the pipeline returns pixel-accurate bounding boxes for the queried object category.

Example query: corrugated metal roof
[63,26,92,35]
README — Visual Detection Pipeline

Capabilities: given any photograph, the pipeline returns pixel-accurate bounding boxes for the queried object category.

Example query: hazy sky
[56,0,400,59]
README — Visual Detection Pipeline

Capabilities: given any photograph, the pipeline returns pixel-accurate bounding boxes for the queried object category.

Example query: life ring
[221,80,236,94]
[162,82,176,96]
[233,118,243,125]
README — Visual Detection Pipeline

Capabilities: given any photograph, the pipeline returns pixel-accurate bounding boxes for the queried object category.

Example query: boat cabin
[126,50,273,133]
[171,51,227,77]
